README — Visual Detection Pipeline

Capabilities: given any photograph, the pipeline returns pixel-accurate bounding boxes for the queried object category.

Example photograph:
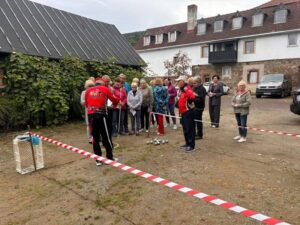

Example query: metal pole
[147,111,151,138]
[117,89,122,139]
[27,125,37,171]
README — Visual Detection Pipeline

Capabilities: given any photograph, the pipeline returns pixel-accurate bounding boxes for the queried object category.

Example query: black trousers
[194,108,204,138]
[107,108,113,145]
[89,113,114,160]
[209,104,220,127]
[124,107,129,132]
[182,110,195,149]
[141,105,149,130]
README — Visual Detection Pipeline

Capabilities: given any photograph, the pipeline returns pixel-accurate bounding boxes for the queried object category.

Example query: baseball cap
[175,75,188,82]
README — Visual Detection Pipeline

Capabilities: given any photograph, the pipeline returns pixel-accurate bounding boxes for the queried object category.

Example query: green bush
[0,96,19,129]
[0,52,144,130]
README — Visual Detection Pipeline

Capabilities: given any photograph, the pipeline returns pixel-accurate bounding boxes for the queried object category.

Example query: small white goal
[13,134,44,174]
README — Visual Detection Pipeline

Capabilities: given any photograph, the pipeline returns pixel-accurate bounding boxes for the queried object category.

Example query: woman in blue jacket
[153,78,169,136]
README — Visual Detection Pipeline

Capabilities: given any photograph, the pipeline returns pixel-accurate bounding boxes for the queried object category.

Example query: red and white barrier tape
[246,127,300,138]
[150,112,300,139]
[32,132,291,225]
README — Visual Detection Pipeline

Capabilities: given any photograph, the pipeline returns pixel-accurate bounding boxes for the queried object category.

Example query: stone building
[134,0,300,92]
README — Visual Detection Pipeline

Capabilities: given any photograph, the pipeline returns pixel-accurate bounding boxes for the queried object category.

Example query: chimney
[187,4,197,32]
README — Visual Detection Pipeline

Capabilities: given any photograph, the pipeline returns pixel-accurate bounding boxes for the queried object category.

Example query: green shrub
[0,53,145,130]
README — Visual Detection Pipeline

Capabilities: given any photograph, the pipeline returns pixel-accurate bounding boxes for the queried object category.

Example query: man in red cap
[85,80,120,166]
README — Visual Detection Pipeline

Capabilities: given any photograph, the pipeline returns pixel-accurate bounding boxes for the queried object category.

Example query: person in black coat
[193,76,207,139]
[208,75,224,128]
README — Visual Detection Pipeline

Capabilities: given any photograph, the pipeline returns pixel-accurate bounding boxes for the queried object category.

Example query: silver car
[203,82,230,95]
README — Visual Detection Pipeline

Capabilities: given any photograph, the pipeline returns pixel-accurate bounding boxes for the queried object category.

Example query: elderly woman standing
[153,78,168,136]
[127,82,143,136]
[232,81,251,143]
[140,79,152,133]
[208,75,224,128]
[112,77,127,137]
[80,79,95,143]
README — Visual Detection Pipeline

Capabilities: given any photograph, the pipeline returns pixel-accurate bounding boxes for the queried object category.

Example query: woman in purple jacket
[164,78,177,129]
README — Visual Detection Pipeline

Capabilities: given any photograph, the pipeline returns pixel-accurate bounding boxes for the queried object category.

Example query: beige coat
[231,91,251,115]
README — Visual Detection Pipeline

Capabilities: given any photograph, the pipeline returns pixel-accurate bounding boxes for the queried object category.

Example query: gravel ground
[0,95,299,225]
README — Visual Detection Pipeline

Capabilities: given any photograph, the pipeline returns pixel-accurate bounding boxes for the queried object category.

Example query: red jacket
[85,85,120,115]
[112,86,127,109]
[178,84,195,114]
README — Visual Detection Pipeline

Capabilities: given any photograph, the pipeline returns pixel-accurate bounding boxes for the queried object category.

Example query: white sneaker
[211,125,216,128]
[96,160,102,166]
[233,136,241,140]
[150,125,154,129]
[173,125,177,130]
[164,124,169,128]
[238,137,246,143]
[145,130,149,133]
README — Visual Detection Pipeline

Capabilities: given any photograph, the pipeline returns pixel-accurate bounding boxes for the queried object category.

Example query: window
[214,21,224,32]
[288,33,297,46]
[168,31,177,42]
[155,34,163,44]
[274,9,287,24]
[244,40,255,54]
[247,71,259,84]
[232,17,243,30]
[173,56,179,64]
[197,23,206,35]
[144,36,150,46]
[201,46,209,58]
[215,43,224,52]
[252,14,264,27]
[204,75,210,82]
[222,66,232,79]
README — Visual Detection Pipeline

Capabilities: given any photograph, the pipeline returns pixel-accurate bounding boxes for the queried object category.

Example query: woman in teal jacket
[153,78,168,135]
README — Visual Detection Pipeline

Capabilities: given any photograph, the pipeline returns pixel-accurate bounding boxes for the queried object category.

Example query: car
[290,88,300,115]
[203,82,230,95]
[256,74,292,98]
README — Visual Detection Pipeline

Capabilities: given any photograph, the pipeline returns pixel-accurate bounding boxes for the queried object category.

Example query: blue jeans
[235,113,248,137]
[130,110,141,133]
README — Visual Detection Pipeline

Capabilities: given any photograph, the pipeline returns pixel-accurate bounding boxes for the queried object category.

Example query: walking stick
[148,111,151,138]
[27,125,37,171]
[117,89,122,139]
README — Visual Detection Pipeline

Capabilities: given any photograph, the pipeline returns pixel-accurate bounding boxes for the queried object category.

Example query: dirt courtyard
[0,95,299,225]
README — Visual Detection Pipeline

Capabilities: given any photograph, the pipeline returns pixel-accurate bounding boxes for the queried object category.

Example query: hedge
[0,53,144,130]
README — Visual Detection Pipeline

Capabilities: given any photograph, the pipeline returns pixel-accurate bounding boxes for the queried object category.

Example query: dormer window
[155,34,163,44]
[252,13,264,27]
[274,8,288,24]
[214,20,223,32]
[232,17,243,30]
[197,23,206,35]
[168,31,177,42]
[143,36,151,46]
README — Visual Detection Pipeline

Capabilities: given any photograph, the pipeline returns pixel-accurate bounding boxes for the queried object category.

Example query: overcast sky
[30,0,270,33]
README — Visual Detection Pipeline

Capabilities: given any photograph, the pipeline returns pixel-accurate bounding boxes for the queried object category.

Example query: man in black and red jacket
[176,75,196,152]
[85,78,120,166]
[193,76,207,140]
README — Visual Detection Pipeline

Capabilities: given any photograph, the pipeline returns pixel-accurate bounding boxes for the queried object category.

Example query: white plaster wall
[138,45,209,76]
[238,32,300,62]
[138,32,300,76]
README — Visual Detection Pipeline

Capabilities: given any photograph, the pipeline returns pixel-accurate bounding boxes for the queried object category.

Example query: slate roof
[135,0,300,51]
[0,0,143,66]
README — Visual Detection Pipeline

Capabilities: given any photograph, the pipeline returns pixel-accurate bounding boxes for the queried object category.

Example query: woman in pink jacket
[112,78,127,136]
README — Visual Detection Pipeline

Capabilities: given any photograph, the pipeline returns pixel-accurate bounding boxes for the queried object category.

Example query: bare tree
[164,51,191,77]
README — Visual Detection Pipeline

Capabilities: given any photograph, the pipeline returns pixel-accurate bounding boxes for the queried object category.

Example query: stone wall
[192,58,300,91]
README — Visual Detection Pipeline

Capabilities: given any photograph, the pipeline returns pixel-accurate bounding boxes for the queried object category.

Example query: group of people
[81,73,252,165]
